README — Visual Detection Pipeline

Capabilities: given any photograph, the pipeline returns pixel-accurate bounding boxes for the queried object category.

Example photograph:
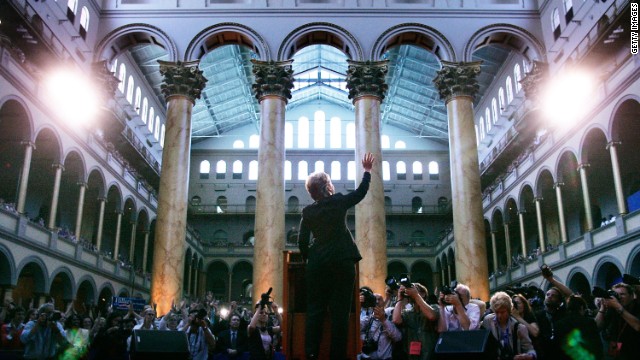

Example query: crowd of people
[357,267,640,360]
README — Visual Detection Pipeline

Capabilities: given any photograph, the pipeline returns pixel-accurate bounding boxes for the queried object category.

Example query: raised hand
[362,152,374,172]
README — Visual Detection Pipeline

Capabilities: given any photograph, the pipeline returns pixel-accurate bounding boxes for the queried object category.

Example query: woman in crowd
[62,313,90,360]
[481,291,537,360]
[248,302,281,360]
[511,293,539,339]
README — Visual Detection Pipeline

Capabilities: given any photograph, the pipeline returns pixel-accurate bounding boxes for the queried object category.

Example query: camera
[194,308,208,320]
[441,280,458,296]
[623,273,640,286]
[361,338,379,355]
[540,264,553,278]
[260,287,273,308]
[385,276,399,291]
[360,287,377,308]
[592,286,619,300]
[48,311,62,322]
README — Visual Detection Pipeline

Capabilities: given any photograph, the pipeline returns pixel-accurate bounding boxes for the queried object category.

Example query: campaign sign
[112,296,147,312]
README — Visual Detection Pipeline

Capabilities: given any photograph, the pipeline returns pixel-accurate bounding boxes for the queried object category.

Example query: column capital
[534,196,544,202]
[577,163,590,171]
[97,197,106,202]
[520,60,548,102]
[346,60,389,102]
[433,60,482,103]
[92,60,120,100]
[76,181,88,188]
[52,163,64,171]
[606,141,622,150]
[251,59,294,102]
[20,140,36,149]
[518,210,527,215]
[553,182,564,189]
[159,60,207,104]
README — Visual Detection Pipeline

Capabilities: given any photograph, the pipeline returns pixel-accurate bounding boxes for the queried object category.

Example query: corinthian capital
[519,61,548,103]
[158,60,207,104]
[251,60,295,102]
[433,61,482,103]
[346,60,388,102]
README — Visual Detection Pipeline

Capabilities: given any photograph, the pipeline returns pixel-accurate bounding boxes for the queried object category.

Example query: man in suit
[299,152,374,360]
[216,314,247,358]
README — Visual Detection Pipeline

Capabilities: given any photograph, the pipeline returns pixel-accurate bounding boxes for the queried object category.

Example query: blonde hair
[306,171,333,201]
[490,291,513,312]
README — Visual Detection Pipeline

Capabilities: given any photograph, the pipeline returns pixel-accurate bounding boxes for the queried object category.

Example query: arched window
[382,161,390,181]
[479,117,485,140]
[141,98,148,124]
[514,64,522,93]
[148,108,155,132]
[154,116,160,140]
[506,76,514,103]
[285,122,293,148]
[110,59,117,73]
[331,161,341,180]
[330,117,341,148]
[245,196,256,213]
[79,6,90,39]
[413,161,423,180]
[485,108,492,132]
[397,161,406,180]
[429,161,439,180]
[232,140,244,149]
[126,76,134,103]
[298,117,309,148]
[67,0,78,13]
[314,110,325,148]
[199,160,210,179]
[314,160,324,173]
[563,0,573,22]
[347,161,356,181]
[216,160,226,179]
[287,197,299,213]
[249,161,258,180]
[134,87,141,113]
[249,134,259,149]
[346,123,355,148]
[160,125,165,148]
[475,125,479,145]
[117,63,126,92]
[216,196,227,213]
[395,140,406,149]
[412,197,423,213]
[233,160,243,179]
[284,161,292,181]
[491,98,499,124]
[551,8,561,39]
[381,135,390,149]
[298,161,308,180]
[498,88,505,113]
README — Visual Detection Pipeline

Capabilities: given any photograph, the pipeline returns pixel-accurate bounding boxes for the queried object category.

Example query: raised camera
[592,286,619,300]
[360,287,377,308]
[540,264,553,278]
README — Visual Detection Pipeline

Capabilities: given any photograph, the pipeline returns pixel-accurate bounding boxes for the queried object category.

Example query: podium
[281,251,361,360]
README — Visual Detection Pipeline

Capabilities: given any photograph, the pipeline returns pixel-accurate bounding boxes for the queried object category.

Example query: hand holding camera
[540,264,553,278]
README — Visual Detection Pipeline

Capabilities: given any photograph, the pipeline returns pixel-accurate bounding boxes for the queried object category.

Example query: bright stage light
[220,308,229,318]
[45,68,100,127]
[541,69,595,129]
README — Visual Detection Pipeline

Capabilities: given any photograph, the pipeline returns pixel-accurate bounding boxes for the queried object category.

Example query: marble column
[346,60,388,295]
[16,141,35,214]
[113,211,122,261]
[141,231,150,272]
[534,197,546,252]
[504,223,512,267]
[607,141,627,215]
[193,268,199,297]
[48,163,64,230]
[74,182,87,239]
[434,61,489,300]
[128,222,137,263]
[491,231,498,273]
[186,258,193,296]
[151,61,206,316]
[95,197,106,251]
[518,211,527,257]
[228,272,233,302]
[250,60,293,305]
[554,182,568,243]
[578,163,594,231]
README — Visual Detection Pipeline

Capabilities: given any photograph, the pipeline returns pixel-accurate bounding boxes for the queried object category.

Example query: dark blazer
[216,328,248,355]
[298,172,370,265]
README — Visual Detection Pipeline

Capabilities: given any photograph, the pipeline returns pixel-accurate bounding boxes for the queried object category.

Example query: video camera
[260,287,273,309]
[592,286,619,300]
[360,287,377,308]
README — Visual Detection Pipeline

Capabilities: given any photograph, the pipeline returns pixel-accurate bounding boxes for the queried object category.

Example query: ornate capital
[159,60,207,104]
[433,61,482,103]
[520,61,548,102]
[251,60,294,102]
[92,61,120,100]
[346,60,388,102]
[577,163,590,171]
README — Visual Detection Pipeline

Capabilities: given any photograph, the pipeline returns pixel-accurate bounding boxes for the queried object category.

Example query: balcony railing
[189,202,451,215]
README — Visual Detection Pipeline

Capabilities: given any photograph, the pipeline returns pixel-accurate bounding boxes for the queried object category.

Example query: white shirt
[442,302,481,331]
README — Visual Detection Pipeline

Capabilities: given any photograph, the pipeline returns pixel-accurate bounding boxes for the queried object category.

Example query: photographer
[1,305,25,352]
[437,282,480,332]
[248,301,281,360]
[184,308,217,360]
[90,313,135,360]
[392,282,438,360]
[384,277,400,308]
[20,304,67,359]
[594,282,640,359]
[535,265,570,359]
[481,292,536,360]
[359,292,401,360]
